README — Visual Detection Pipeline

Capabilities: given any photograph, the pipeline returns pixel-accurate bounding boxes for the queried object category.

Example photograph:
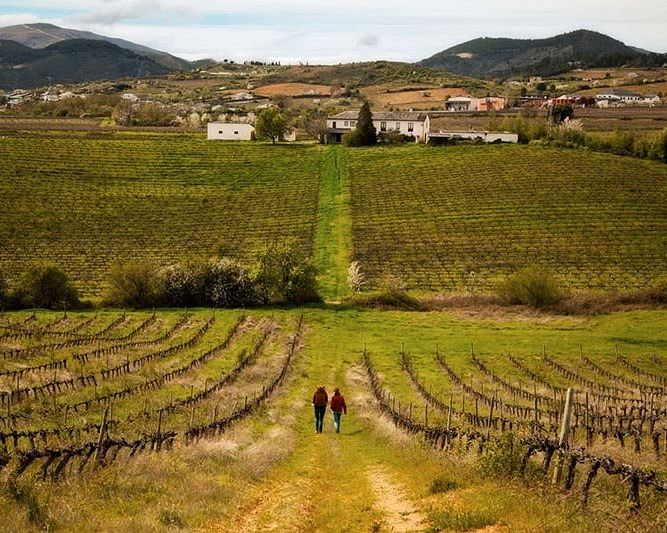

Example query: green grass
[314,146,353,301]
[348,143,667,292]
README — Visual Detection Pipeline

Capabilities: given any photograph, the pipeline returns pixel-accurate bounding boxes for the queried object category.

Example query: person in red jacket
[330,387,347,433]
[312,384,328,434]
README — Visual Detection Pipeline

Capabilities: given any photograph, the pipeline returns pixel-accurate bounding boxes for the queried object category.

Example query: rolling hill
[0,38,170,89]
[420,29,665,78]
[0,23,190,71]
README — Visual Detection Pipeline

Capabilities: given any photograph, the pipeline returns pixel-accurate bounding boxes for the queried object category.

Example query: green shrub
[250,239,320,304]
[646,276,667,303]
[203,257,258,307]
[0,268,7,308]
[13,264,80,310]
[342,130,363,147]
[105,260,162,308]
[378,131,415,144]
[161,261,206,307]
[499,266,561,308]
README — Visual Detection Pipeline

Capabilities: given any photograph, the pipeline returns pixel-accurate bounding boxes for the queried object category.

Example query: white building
[426,131,519,144]
[207,122,256,141]
[326,111,430,143]
[594,88,658,107]
[445,96,475,112]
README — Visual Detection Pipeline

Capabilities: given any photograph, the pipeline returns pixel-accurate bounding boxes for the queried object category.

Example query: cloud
[3,1,667,60]
[0,14,42,27]
[358,34,379,47]
[68,0,178,25]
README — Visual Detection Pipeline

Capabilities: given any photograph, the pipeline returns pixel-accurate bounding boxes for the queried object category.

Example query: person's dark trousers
[314,406,326,433]
[332,411,342,433]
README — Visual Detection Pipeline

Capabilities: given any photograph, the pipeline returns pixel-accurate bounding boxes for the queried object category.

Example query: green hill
[0,22,191,71]
[420,29,666,78]
[0,39,171,89]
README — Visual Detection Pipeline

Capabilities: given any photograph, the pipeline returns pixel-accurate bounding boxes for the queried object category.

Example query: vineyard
[0,133,322,299]
[0,308,303,471]
[1,133,666,300]
[0,308,665,530]
[349,144,667,292]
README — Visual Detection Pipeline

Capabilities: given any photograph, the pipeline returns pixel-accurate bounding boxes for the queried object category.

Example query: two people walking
[312,385,347,434]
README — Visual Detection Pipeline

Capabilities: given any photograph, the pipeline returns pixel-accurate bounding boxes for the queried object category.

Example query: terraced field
[0,133,322,299]
[349,144,667,292]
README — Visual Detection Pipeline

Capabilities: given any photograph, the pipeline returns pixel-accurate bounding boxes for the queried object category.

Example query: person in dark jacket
[330,387,347,433]
[312,384,328,433]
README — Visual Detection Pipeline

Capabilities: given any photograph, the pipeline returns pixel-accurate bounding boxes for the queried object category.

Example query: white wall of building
[207,122,255,141]
[326,117,429,142]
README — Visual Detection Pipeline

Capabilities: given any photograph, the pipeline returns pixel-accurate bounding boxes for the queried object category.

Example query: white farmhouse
[326,111,430,143]
[207,122,256,141]
[595,88,646,107]
[427,131,519,144]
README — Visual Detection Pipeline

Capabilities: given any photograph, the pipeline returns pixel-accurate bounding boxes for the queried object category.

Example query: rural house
[444,96,507,112]
[595,88,658,107]
[207,122,256,141]
[326,111,430,143]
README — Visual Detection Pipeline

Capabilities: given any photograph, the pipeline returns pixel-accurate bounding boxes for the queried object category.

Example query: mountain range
[0,24,666,90]
[0,23,189,71]
[0,39,172,90]
[420,30,666,78]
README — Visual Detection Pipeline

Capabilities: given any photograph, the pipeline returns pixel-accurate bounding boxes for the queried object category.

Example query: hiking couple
[312,385,347,434]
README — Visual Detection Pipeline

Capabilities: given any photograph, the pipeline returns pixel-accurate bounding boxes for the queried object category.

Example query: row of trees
[0,240,320,310]
[490,112,667,163]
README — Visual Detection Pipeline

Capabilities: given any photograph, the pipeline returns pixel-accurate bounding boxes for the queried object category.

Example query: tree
[250,239,320,304]
[519,87,528,97]
[549,104,574,124]
[536,82,547,93]
[256,108,290,144]
[105,260,162,308]
[355,101,377,146]
[299,109,328,143]
[14,264,80,310]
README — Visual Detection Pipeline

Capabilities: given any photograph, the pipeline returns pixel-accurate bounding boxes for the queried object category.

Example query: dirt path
[367,466,428,532]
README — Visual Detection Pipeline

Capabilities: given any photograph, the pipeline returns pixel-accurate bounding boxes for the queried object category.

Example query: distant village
[1,71,664,145]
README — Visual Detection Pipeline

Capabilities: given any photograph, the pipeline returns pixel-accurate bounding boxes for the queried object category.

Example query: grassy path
[314,146,353,302]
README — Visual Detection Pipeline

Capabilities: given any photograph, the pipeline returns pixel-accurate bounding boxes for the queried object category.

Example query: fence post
[445,394,453,450]
[93,405,109,467]
[552,387,575,485]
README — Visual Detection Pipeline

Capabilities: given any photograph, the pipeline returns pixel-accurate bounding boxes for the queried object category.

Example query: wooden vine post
[552,387,575,485]
[93,405,110,468]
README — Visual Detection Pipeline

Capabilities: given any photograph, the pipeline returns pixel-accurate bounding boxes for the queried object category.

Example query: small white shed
[207,122,256,141]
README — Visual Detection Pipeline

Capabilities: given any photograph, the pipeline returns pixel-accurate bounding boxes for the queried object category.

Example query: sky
[0,1,665,63]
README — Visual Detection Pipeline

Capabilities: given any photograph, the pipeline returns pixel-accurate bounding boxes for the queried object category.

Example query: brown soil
[366,466,428,532]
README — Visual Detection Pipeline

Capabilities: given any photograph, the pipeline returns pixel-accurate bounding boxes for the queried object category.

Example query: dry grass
[361,84,469,110]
